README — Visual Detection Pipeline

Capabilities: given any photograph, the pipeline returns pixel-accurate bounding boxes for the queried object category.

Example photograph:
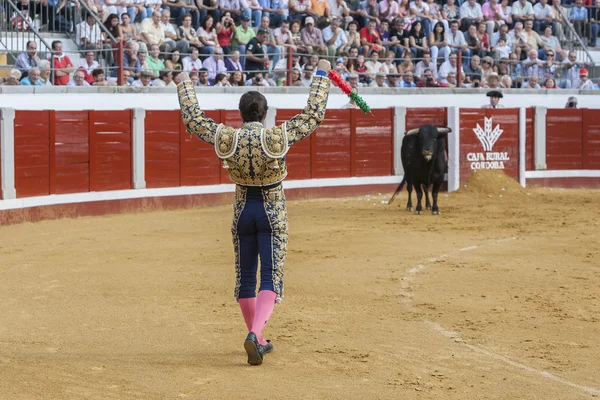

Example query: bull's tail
[388,176,407,205]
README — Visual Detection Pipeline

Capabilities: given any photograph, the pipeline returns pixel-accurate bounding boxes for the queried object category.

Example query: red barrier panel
[311,110,352,178]
[14,111,50,198]
[352,108,393,176]
[546,109,583,170]
[582,109,600,169]
[406,108,447,130]
[53,111,90,194]
[459,108,519,184]
[145,111,181,188]
[275,110,312,180]
[180,110,222,186]
[525,108,535,171]
[89,110,132,192]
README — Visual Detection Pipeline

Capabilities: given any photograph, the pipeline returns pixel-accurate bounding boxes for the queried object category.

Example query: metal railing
[0,0,54,54]
[558,6,595,67]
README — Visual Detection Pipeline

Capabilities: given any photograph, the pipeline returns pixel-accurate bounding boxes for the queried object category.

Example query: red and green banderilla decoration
[328,70,372,115]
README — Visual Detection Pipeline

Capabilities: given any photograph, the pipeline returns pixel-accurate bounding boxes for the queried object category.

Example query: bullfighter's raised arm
[177,81,220,145]
[282,74,331,145]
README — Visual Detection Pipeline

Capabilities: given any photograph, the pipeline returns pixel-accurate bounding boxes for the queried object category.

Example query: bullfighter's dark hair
[239,91,268,123]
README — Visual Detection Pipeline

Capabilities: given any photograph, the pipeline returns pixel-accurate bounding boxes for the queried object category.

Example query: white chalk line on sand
[401,236,600,397]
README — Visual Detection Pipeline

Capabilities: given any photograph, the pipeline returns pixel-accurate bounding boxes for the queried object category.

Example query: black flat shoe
[262,340,274,354]
[244,332,264,365]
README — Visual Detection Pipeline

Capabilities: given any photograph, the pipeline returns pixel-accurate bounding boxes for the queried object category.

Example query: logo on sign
[467,117,510,170]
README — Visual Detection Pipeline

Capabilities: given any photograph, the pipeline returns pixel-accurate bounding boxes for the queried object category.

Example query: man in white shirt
[532,0,553,33]
[511,0,534,25]
[76,14,114,67]
[67,70,91,87]
[438,52,464,81]
[182,47,203,71]
[491,23,513,47]
[159,10,180,52]
[446,20,470,65]
[414,52,438,78]
[460,0,483,31]
[322,18,348,60]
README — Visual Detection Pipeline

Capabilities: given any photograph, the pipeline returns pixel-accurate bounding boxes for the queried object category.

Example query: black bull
[388,125,452,215]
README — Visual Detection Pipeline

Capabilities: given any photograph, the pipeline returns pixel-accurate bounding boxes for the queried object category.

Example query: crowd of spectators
[2,0,600,89]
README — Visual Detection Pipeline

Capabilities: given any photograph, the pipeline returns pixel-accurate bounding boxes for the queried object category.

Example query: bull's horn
[405,128,419,136]
[437,127,452,134]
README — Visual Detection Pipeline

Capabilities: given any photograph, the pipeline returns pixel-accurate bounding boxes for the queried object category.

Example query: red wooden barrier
[52,111,90,194]
[582,109,600,169]
[406,108,447,130]
[352,108,393,176]
[14,111,50,198]
[545,109,583,170]
[145,111,181,188]
[525,108,535,171]
[459,108,519,184]
[180,110,223,186]
[89,110,132,192]
[311,109,352,178]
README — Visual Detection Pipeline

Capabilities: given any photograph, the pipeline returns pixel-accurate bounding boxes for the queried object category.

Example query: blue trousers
[232,184,288,301]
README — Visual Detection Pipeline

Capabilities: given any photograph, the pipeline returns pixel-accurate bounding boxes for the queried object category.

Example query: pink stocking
[251,290,277,345]
[238,297,256,332]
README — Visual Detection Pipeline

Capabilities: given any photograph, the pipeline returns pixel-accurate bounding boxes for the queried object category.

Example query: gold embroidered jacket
[177,76,331,186]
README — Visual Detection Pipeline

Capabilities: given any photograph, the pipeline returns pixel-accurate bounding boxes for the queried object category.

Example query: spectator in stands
[521,74,541,88]
[558,50,588,88]
[197,68,211,85]
[38,60,53,86]
[347,72,363,88]
[465,23,484,59]
[438,52,463,81]
[540,49,557,80]
[164,0,200,29]
[550,0,567,41]
[216,13,236,53]
[482,0,502,39]
[409,0,431,36]
[543,77,558,88]
[359,19,382,57]
[492,36,511,60]
[398,71,417,87]
[77,50,101,84]
[533,0,553,33]
[414,51,437,77]
[146,43,166,77]
[417,68,445,87]
[568,0,588,40]
[132,70,154,86]
[77,13,115,68]
[511,0,534,25]
[369,71,389,87]
[160,9,181,51]
[359,0,381,27]
[68,70,91,86]
[429,21,450,64]
[485,72,501,88]
[203,47,227,79]
[123,42,141,79]
[447,20,469,64]
[218,0,245,23]
[289,19,308,55]
[289,0,312,22]
[245,28,269,75]
[178,13,203,54]
[225,49,244,73]
[229,70,245,85]
[92,68,117,86]
[126,0,147,24]
[165,49,183,69]
[182,46,204,70]
[521,48,543,80]
[397,51,415,75]
[245,0,263,27]
[256,16,281,68]
[477,21,492,55]
[331,0,352,27]
[232,15,256,64]
[141,10,166,48]
[302,16,327,55]
[522,20,549,60]
[408,20,428,59]
[576,68,595,89]
[464,54,482,83]
[213,72,231,86]
[480,55,496,77]
[380,50,398,74]
[120,14,142,43]
[591,0,600,48]
[103,0,128,20]
[323,18,348,60]
[460,0,483,32]
[387,19,409,61]
[491,21,512,49]
[198,15,219,56]
[19,67,43,86]
[152,69,176,86]
[0,70,21,86]
[443,70,457,87]
[51,40,75,86]
[15,41,39,76]
[311,0,331,23]
[137,49,151,74]
[509,22,527,60]
[340,20,361,55]
[442,0,460,30]
[274,20,295,54]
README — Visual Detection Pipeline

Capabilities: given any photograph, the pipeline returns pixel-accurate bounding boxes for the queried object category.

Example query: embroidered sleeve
[177,80,218,145]
[281,75,331,146]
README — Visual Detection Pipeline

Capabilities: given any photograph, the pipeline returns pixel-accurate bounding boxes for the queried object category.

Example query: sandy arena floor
[1,172,599,400]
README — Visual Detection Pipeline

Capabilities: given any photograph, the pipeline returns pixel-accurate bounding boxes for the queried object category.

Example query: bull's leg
[432,176,444,215]
[415,183,424,215]
[406,181,413,211]
[424,184,432,210]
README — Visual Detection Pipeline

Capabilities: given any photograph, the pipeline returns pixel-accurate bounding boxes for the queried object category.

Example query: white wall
[1,88,599,110]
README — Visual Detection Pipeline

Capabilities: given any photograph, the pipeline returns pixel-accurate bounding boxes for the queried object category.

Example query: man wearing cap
[233,15,257,67]
[175,58,332,366]
[483,90,504,108]
[576,68,595,90]
[246,28,269,76]
[369,71,389,87]
[301,16,328,55]
[322,18,348,60]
